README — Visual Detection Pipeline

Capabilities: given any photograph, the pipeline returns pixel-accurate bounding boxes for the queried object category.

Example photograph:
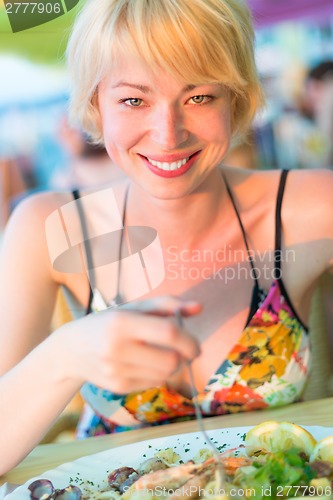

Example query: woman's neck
[125,169,228,249]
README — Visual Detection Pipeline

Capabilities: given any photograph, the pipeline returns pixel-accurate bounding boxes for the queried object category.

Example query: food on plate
[245,421,317,456]
[28,479,82,499]
[311,436,333,464]
[27,422,333,499]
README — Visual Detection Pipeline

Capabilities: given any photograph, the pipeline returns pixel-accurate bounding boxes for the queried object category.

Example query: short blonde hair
[67,0,264,143]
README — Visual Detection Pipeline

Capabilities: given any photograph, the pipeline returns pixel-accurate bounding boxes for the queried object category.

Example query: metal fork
[175,310,226,493]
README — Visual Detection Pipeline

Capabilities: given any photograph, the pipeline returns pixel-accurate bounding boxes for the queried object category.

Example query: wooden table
[1,397,333,487]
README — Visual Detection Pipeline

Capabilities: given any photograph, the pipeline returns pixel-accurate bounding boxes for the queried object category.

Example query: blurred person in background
[271,61,333,171]
[50,116,125,190]
[299,60,333,169]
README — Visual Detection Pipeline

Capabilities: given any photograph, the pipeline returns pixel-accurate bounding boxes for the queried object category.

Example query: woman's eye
[189,95,210,105]
[122,98,143,107]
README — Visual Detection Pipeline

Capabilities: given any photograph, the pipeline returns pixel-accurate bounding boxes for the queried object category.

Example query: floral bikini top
[73,170,311,438]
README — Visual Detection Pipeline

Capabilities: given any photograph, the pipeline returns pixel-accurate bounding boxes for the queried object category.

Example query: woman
[0,0,333,474]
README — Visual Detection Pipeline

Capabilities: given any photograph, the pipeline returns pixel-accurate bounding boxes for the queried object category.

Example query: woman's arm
[0,193,83,473]
[0,195,201,474]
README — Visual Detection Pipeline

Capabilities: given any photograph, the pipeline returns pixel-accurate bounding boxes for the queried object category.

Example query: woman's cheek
[102,114,144,151]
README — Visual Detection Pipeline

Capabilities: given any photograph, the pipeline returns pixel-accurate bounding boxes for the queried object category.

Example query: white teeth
[147,157,189,171]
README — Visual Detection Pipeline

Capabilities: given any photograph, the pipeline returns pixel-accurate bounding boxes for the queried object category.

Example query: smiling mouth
[144,153,197,171]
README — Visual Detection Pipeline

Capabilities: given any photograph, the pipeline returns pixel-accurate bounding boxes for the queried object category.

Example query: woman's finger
[113,312,201,361]
[95,360,177,394]
[120,340,181,375]
[119,295,202,317]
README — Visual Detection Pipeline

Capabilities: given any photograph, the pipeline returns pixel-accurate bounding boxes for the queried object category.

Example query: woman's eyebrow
[111,82,198,93]
[112,82,151,93]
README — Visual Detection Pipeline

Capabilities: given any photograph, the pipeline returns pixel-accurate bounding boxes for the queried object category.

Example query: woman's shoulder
[284,167,333,196]
[10,178,129,223]
[281,168,333,221]
[2,191,76,271]
[221,166,333,236]
[222,166,333,205]
[4,192,68,245]
[285,170,333,245]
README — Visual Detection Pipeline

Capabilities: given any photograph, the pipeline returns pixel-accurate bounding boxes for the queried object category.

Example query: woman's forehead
[100,68,223,98]
[100,44,224,91]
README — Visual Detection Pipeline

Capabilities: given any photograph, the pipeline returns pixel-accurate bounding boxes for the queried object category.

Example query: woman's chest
[60,198,317,339]
[61,235,314,329]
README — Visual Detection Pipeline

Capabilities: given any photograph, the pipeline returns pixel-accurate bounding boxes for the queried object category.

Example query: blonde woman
[0,0,332,474]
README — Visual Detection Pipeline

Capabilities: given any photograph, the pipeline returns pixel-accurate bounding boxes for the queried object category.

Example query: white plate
[6,426,333,499]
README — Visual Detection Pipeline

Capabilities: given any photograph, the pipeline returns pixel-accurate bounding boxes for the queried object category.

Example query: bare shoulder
[3,191,74,254]
[222,166,333,246]
[222,166,333,220]
[281,169,333,277]
[284,168,333,201]
[283,169,333,236]
[3,180,130,283]
[222,166,333,277]
[1,192,74,279]
[5,191,70,234]
[7,178,128,233]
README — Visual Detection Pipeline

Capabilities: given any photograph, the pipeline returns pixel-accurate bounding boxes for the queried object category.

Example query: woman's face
[98,51,231,199]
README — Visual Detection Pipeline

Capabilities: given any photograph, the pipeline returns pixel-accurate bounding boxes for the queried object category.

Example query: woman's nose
[150,105,189,149]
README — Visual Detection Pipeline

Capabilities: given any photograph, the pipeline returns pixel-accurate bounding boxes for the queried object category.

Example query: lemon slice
[310,436,333,463]
[245,420,317,456]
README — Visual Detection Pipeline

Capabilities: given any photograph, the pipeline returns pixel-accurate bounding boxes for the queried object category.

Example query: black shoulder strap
[274,169,289,279]
[72,189,95,315]
[223,174,260,288]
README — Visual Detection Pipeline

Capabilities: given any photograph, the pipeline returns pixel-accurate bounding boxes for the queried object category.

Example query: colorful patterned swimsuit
[73,170,311,438]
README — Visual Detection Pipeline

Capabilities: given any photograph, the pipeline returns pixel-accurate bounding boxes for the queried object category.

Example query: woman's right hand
[61,296,202,394]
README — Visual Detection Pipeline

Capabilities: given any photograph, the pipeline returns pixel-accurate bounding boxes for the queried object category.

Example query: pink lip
[139,151,201,178]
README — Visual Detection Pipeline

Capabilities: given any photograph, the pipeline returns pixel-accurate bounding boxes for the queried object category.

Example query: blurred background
[1,0,333,229]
